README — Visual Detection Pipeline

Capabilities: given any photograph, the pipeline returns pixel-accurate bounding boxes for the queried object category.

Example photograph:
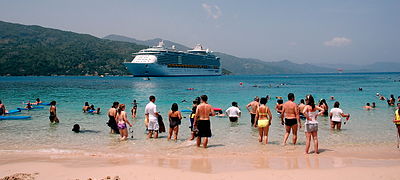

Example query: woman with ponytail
[116,104,132,140]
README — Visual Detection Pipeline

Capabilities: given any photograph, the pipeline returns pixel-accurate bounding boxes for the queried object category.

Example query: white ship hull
[124,62,221,77]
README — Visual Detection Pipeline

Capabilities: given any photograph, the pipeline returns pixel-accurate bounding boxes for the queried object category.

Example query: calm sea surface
[0,73,399,156]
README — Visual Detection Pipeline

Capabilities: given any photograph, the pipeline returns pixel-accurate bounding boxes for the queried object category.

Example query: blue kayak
[181,109,192,113]
[5,109,22,114]
[17,106,44,110]
[0,116,31,120]
[87,110,99,114]
[38,103,51,106]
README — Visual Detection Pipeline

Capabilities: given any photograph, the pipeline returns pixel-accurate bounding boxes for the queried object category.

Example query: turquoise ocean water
[0,73,399,156]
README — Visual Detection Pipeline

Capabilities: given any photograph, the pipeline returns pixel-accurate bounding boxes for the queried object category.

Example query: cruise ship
[123,41,221,77]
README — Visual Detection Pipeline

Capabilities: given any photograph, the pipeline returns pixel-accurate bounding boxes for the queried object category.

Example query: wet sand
[1,143,400,180]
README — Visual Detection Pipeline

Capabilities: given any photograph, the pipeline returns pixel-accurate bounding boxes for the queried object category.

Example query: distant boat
[337,68,344,73]
[123,41,221,77]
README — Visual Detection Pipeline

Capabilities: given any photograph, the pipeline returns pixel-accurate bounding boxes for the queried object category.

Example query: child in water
[116,104,132,140]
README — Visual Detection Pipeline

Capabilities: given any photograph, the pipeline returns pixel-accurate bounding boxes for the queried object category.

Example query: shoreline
[1,144,400,179]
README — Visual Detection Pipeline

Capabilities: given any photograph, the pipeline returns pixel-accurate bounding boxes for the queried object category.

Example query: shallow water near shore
[0,73,400,158]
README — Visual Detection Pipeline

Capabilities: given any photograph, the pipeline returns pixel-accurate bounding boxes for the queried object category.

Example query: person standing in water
[303,95,324,154]
[329,101,350,130]
[82,102,90,112]
[116,104,132,140]
[194,95,215,148]
[189,97,200,140]
[298,99,306,120]
[131,99,138,118]
[246,96,260,126]
[225,102,241,122]
[168,103,182,141]
[275,99,284,118]
[281,93,301,145]
[318,99,329,116]
[49,101,59,123]
[145,96,159,139]
[393,103,400,147]
[107,102,120,134]
[255,97,272,144]
[0,100,6,116]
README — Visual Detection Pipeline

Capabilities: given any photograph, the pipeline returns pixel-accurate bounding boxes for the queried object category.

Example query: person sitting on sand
[116,104,132,140]
[225,102,241,122]
[83,102,90,112]
[72,124,99,133]
[168,103,182,141]
[0,100,6,116]
[255,97,272,144]
[363,103,372,110]
[329,101,350,130]
[275,99,284,118]
[72,124,81,133]
[303,95,324,154]
[194,95,215,148]
[246,96,260,126]
[49,101,59,123]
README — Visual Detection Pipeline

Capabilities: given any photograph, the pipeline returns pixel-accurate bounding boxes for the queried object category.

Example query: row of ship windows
[167,64,219,69]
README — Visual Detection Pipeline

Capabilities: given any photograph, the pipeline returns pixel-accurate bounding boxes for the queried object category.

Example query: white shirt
[225,106,241,117]
[145,102,157,122]
[330,108,343,122]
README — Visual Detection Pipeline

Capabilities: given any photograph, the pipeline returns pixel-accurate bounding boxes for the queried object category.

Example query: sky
[0,0,399,64]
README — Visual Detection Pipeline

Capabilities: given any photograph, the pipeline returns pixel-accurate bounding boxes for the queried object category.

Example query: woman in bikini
[116,104,132,140]
[255,97,273,144]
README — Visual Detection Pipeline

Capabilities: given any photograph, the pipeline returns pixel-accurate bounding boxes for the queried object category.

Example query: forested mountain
[0,21,146,76]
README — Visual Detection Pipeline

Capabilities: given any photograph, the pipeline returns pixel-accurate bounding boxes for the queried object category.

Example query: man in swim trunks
[298,99,306,120]
[194,95,215,148]
[281,93,301,145]
[246,96,260,126]
[145,95,159,139]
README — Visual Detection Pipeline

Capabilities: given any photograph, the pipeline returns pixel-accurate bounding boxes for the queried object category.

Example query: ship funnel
[157,40,165,48]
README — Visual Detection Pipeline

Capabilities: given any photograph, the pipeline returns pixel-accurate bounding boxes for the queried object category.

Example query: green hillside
[0,21,146,76]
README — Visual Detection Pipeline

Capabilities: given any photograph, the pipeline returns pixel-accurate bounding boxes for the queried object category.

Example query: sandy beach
[1,143,400,180]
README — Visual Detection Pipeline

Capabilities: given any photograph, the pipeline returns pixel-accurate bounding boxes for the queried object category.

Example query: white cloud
[202,3,221,19]
[324,37,352,47]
